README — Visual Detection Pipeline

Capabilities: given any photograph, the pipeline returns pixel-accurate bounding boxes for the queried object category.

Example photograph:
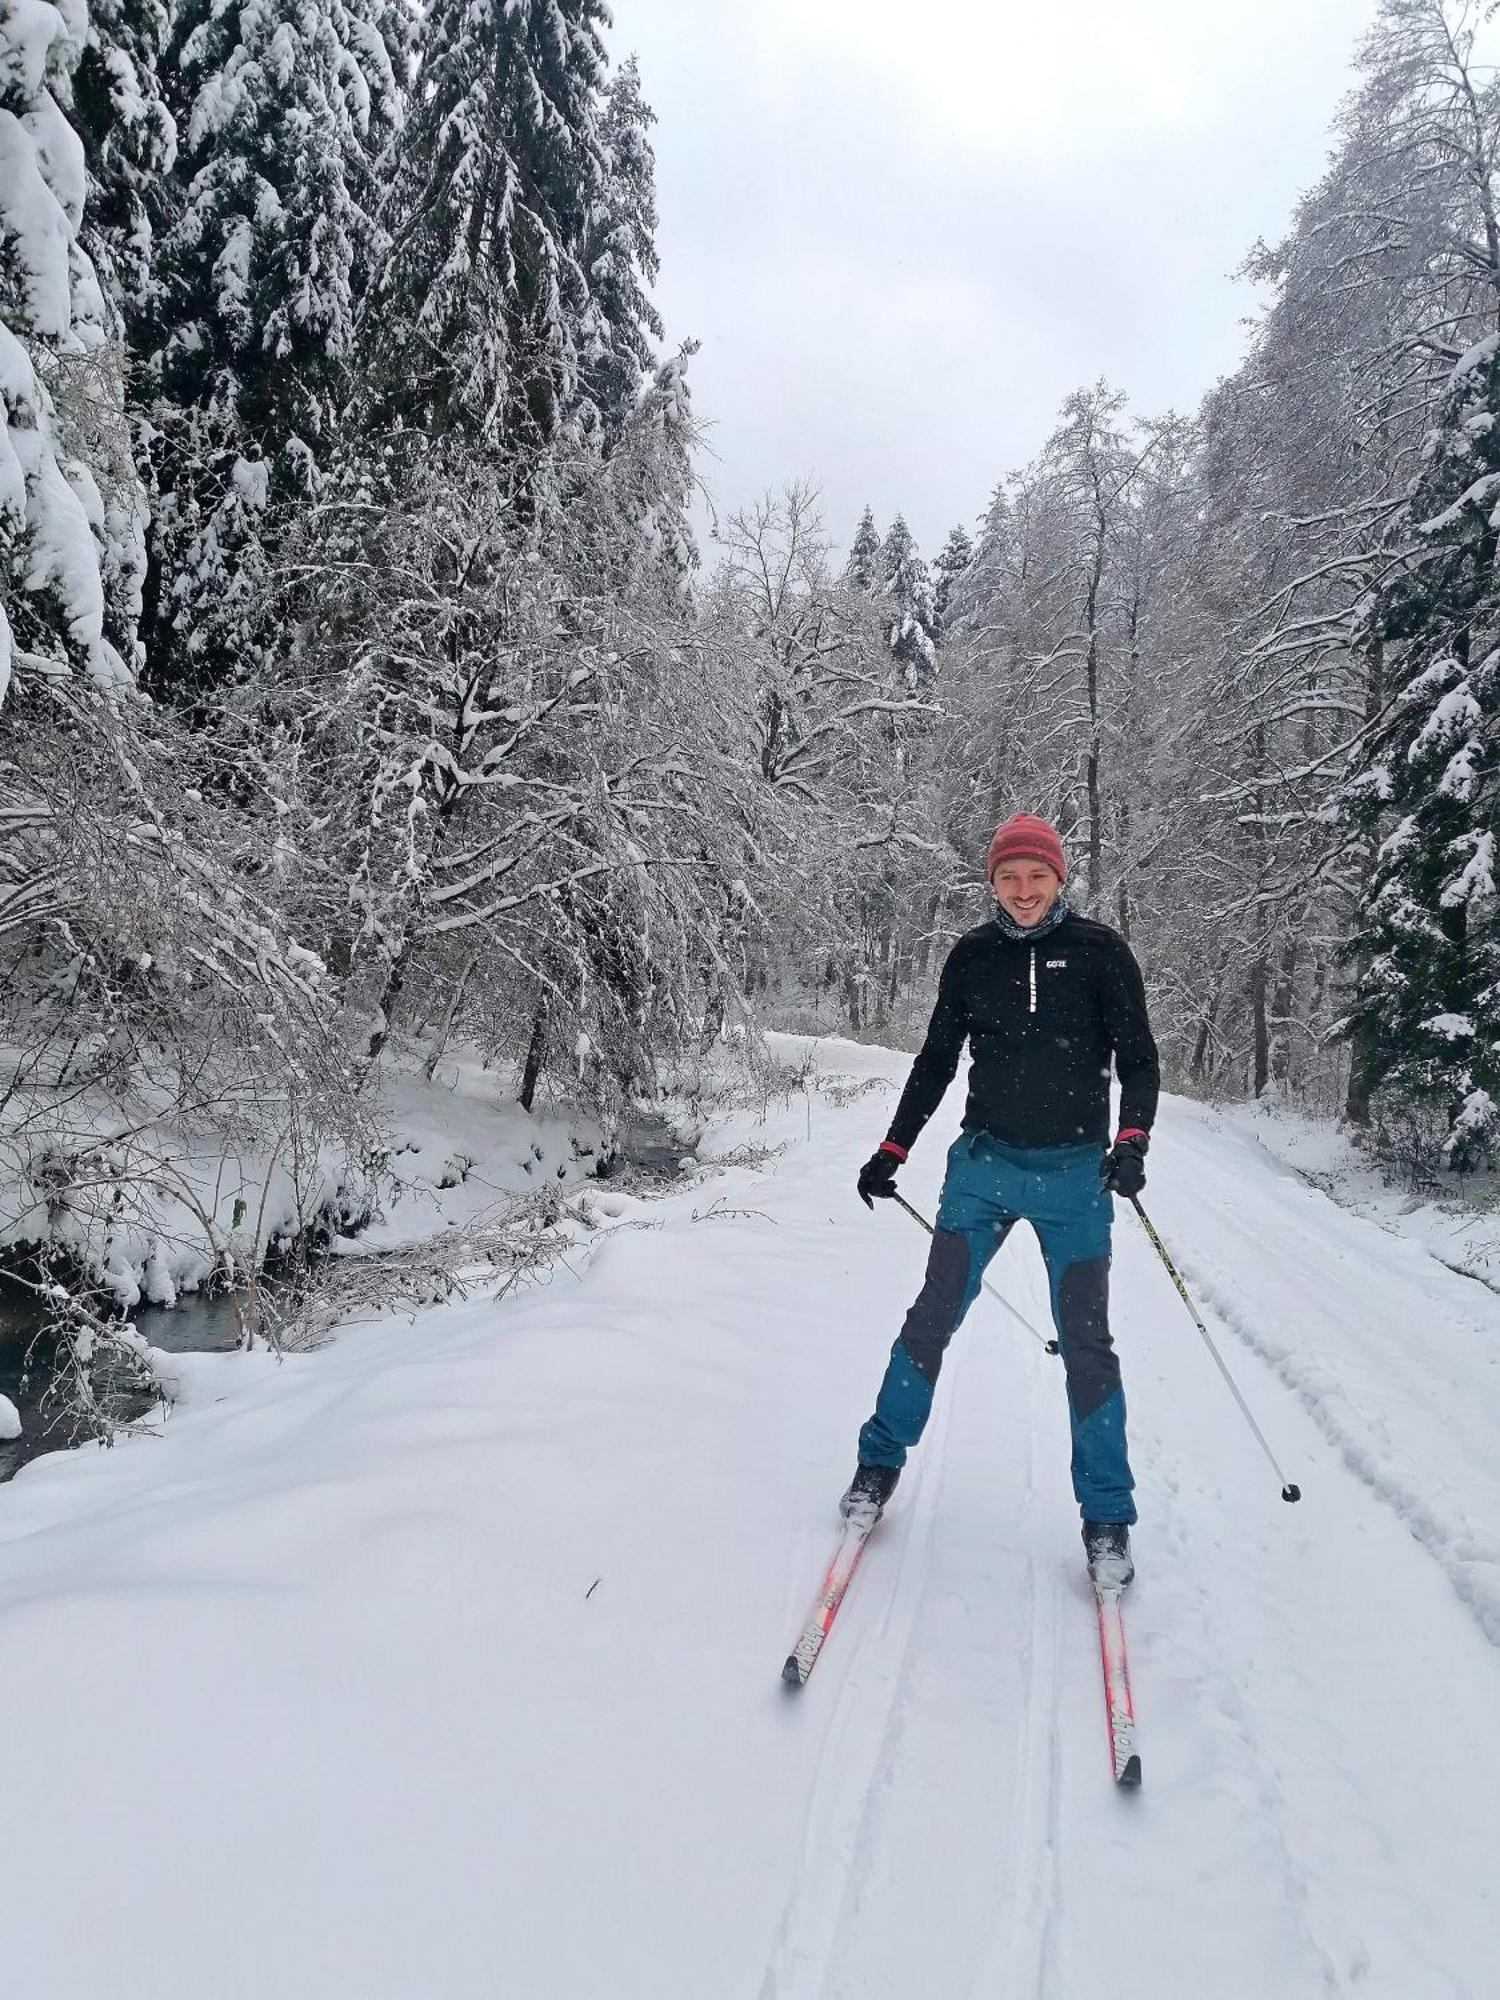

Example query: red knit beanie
[985,813,1067,884]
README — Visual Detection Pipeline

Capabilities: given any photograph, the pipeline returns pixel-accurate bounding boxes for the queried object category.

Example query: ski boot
[839,1462,900,1528]
[1083,1520,1134,1591]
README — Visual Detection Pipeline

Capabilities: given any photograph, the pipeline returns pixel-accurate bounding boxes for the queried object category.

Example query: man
[846,812,1159,1588]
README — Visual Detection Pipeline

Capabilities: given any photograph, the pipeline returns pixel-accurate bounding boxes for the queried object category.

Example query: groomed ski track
[0,1035,1497,1998]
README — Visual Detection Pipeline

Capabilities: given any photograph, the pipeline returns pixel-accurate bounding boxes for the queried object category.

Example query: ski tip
[781,1656,806,1689]
[1116,1754,1143,1789]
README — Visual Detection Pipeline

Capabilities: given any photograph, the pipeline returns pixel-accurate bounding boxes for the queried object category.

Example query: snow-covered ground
[1208,1093,1500,1294]
[1,1036,1497,1998]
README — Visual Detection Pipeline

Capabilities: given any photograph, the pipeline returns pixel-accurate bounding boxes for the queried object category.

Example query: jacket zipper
[1029,946,1037,1014]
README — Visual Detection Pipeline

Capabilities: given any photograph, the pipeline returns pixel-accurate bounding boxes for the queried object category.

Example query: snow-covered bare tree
[706,485,942,1029]
[254,420,732,1116]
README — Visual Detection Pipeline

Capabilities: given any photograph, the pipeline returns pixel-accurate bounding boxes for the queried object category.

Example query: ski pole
[1127,1196,1302,1503]
[891,1192,1059,1356]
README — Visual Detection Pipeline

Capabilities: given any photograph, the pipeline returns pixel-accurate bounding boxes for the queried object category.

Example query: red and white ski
[781,1515,877,1687]
[1094,1584,1142,1786]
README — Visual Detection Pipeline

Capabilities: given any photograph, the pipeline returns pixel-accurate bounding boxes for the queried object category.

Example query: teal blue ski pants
[857,1132,1136,1525]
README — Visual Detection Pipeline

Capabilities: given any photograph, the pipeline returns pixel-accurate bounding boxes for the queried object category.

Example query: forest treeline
[1,0,1496,1202]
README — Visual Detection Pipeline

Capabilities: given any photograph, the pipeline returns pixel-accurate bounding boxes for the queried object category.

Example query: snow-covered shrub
[0,661,381,1426]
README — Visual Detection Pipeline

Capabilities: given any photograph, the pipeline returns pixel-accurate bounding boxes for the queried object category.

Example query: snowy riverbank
[0,1034,1497,1997]
[0,1047,612,1312]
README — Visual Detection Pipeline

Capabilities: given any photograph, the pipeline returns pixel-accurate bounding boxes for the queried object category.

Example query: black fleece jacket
[886,910,1159,1154]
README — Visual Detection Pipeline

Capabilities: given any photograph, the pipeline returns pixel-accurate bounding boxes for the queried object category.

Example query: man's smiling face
[991,859,1062,928]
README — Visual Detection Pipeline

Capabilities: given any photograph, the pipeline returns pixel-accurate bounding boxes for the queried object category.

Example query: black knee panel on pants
[898,1226,971,1385]
[1057,1254,1119,1420]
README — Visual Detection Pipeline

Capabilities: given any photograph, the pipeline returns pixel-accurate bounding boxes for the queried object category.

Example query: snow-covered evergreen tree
[879,513,936,677]
[943,485,1015,639]
[72,0,174,335]
[1342,334,1500,1166]
[602,339,699,602]
[67,0,175,675]
[932,522,973,634]
[159,0,403,444]
[846,505,881,590]
[369,0,611,451]
[0,0,129,701]
[146,0,407,686]
[581,52,664,445]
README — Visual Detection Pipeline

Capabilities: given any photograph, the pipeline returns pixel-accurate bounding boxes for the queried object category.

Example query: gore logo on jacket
[886,911,1159,1153]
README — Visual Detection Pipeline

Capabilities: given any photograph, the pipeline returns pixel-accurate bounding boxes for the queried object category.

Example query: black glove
[857,1142,904,1209]
[1100,1133,1148,1198]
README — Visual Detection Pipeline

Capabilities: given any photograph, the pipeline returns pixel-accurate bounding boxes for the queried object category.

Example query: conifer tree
[932,522,974,634]
[1342,334,1500,1166]
[581,53,664,445]
[618,340,699,598]
[159,0,404,445]
[846,505,881,590]
[73,0,175,336]
[146,0,407,687]
[879,513,937,676]
[942,485,1014,639]
[69,0,176,674]
[1,0,129,701]
[369,0,611,451]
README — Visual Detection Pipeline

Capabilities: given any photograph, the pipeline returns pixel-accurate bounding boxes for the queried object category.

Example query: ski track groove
[1118,1176,1490,2000]
[1142,1402,1346,1999]
[977,1309,1063,2000]
[755,1336,962,2000]
[1161,1122,1500,1651]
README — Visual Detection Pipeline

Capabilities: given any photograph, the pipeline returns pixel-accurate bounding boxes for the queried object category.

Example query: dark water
[0,1119,689,1485]
[599,1111,694,1182]
[0,1276,257,1484]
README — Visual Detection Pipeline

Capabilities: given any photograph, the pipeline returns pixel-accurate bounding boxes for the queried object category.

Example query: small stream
[0,1275,261,1484]
[0,1112,691,1486]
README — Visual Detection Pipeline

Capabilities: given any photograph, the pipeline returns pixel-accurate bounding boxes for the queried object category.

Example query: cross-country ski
[781,1515,878,1686]
[1094,1585,1141,1788]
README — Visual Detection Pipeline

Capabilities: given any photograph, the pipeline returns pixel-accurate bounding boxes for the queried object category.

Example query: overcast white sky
[605,0,1378,560]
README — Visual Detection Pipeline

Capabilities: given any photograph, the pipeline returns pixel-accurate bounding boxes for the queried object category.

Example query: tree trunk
[519,1005,547,1113]
[1191,962,1226,1083]
[1344,1019,1376,1126]
[1191,1012,1215,1083]
[422,949,481,1080]
[1344,614,1386,1128]
[843,968,862,1035]
[365,949,408,1068]
[1084,550,1104,910]
[1250,949,1270,1098]
[1269,934,1300,1091]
